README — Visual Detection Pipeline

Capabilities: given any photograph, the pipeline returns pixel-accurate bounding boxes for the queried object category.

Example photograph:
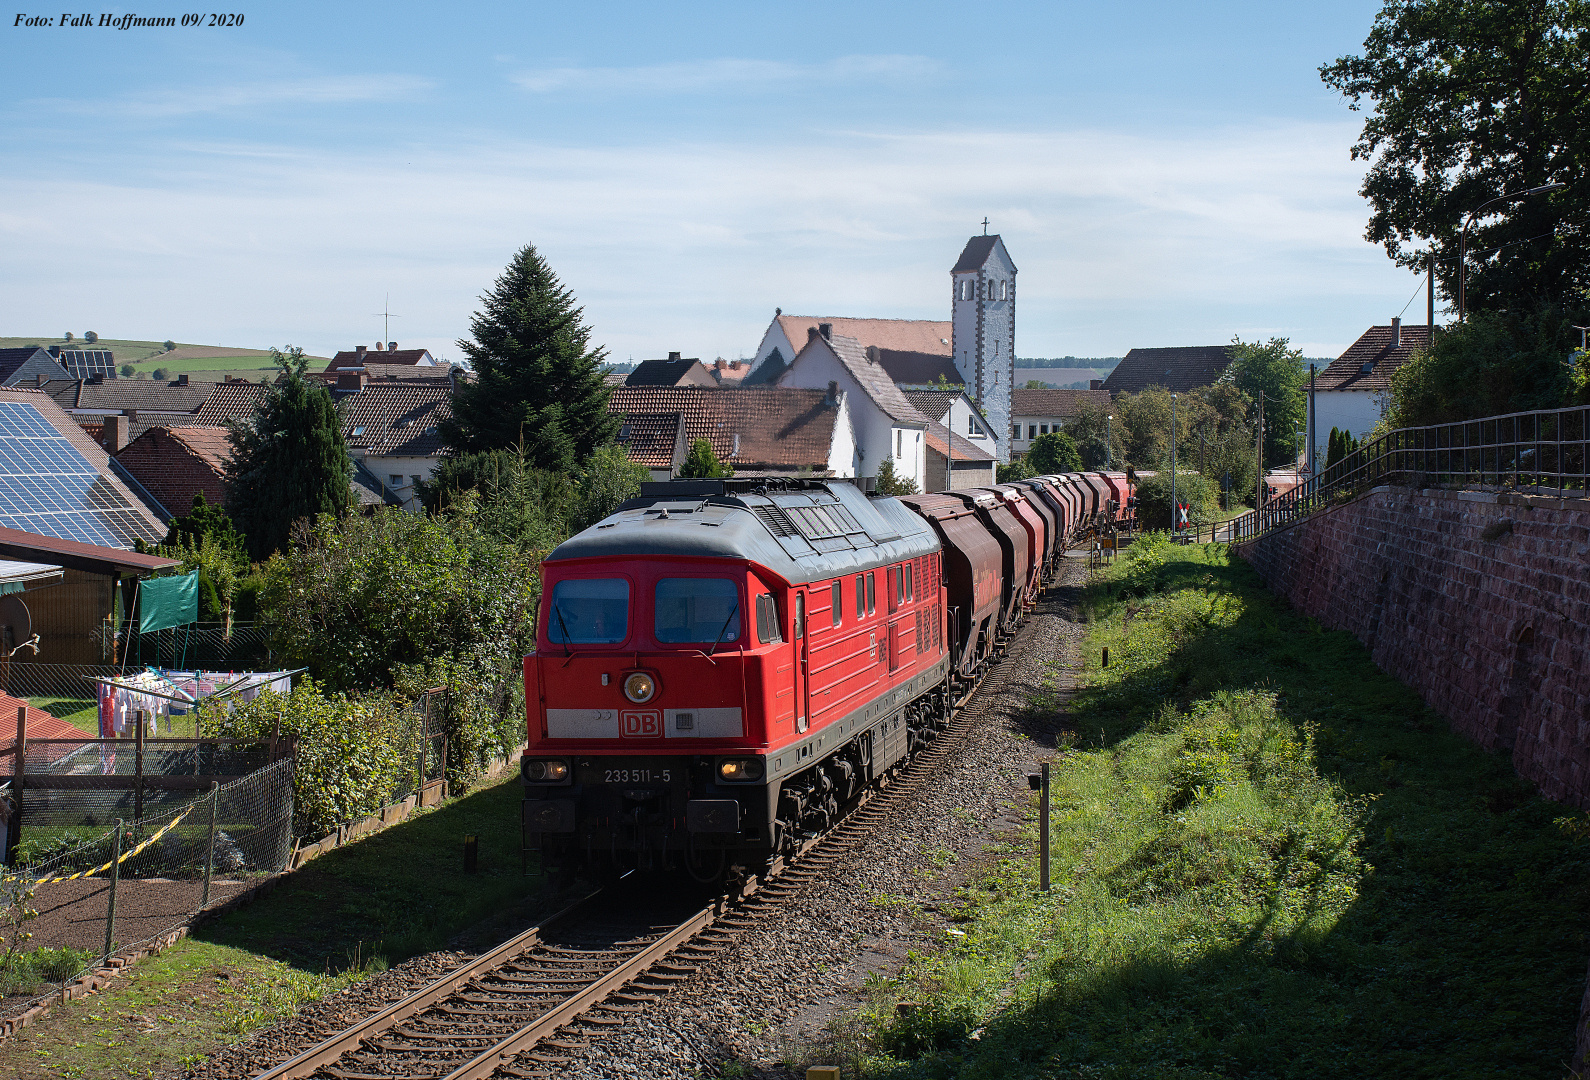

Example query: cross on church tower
[981,217,989,235]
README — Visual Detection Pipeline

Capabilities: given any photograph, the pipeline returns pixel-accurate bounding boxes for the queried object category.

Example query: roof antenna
[981,217,989,235]
[372,293,401,343]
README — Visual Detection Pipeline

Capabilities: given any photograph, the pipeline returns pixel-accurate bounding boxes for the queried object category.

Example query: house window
[1028,425,1036,440]
[1000,281,1008,300]
[389,474,403,487]
[967,415,976,435]
[896,430,902,457]
[1040,424,1049,435]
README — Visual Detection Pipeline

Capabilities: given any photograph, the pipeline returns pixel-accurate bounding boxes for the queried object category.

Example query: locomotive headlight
[522,758,571,783]
[717,758,764,782]
[623,672,656,703]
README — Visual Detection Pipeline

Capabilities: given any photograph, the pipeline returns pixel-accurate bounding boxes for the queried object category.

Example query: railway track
[251,596,1052,1080]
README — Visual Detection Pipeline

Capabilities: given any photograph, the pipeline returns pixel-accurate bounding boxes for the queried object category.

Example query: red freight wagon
[944,489,1030,634]
[984,486,1047,601]
[1016,478,1069,568]
[899,493,1003,676]
[1001,482,1059,584]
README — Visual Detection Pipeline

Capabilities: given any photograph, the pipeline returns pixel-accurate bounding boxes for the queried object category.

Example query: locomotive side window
[831,580,843,627]
[795,592,805,639]
[654,578,741,644]
[866,571,876,615]
[906,563,915,602]
[755,593,784,644]
[855,575,865,620]
[548,578,630,644]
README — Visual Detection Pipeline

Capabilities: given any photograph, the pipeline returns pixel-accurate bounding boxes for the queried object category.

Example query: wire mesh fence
[0,758,294,1005]
[94,623,273,669]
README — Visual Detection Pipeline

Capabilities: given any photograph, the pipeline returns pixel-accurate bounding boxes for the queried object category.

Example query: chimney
[388,341,397,351]
[865,345,880,364]
[668,351,681,361]
[818,322,832,341]
[355,344,367,355]
[337,369,367,392]
[374,341,385,351]
[88,372,104,385]
[1390,316,1402,349]
[177,373,189,386]
[1090,379,1103,390]
[35,374,47,387]
[123,408,138,425]
[103,414,125,453]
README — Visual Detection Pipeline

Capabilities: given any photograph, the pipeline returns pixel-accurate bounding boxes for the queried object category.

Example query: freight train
[520,473,1133,880]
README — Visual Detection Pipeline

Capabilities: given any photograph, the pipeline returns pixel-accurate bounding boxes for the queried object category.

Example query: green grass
[0,939,368,1079]
[0,336,330,379]
[192,769,549,970]
[860,535,1590,1079]
[0,771,551,1077]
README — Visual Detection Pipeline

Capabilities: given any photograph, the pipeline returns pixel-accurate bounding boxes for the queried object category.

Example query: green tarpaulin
[139,573,198,633]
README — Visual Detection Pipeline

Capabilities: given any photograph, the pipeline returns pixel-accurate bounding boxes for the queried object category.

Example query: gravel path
[172,559,1088,1080]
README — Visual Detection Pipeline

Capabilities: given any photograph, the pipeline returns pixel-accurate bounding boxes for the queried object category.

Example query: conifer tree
[441,244,617,470]
[225,346,351,561]
[680,438,733,479]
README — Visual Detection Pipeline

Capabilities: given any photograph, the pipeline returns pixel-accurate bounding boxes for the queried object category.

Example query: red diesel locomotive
[520,474,1131,878]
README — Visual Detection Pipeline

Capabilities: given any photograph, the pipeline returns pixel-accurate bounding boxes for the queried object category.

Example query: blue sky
[2,1,1425,362]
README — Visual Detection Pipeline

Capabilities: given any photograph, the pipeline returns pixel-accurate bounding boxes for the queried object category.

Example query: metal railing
[1214,404,1590,544]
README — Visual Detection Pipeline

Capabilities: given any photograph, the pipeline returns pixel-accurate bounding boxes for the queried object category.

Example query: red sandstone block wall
[1236,486,1590,810]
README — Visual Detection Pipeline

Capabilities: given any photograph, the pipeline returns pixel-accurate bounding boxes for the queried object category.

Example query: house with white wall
[777,329,927,490]
[1311,319,1432,464]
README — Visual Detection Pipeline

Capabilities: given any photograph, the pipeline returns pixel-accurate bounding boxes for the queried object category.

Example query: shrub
[875,457,919,495]
[200,680,417,839]
[1132,469,1221,530]
[152,367,169,380]
[83,331,98,343]
[119,364,135,377]
[163,339,175,351]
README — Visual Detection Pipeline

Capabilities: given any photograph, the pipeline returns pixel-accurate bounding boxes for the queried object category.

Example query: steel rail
[251,888,602,1080]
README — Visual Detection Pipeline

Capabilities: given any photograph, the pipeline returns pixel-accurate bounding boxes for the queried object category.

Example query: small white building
[1010,388,1112,456]
[1311,319,1432,465]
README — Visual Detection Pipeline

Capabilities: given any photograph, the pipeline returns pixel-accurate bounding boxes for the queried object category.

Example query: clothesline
[91,667,304,738]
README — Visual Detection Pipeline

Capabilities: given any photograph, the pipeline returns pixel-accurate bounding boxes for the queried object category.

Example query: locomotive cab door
[794,590,809,734]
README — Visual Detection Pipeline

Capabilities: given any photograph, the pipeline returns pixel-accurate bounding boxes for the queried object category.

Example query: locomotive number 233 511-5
[603,768,671,784]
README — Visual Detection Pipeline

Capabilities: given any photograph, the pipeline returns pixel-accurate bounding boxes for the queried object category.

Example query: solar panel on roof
[0,401,162,548]
[57,350,118,379]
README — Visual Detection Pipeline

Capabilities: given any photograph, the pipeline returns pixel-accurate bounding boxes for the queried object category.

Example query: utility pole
[1170,394,1178,534]
[1256,390,1265,517]
[1427,258,1435,333]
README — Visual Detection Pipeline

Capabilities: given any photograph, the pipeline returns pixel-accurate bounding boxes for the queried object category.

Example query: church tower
[950,233,1016,463]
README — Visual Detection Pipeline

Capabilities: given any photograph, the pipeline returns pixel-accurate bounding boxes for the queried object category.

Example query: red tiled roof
[340,385,452,456]
[608,387,842,470]
[1102,346,1235,394]
[614,412,682,468]
[923,418,995,462]
[193,382,269,426]
[327,348,435,371]
[1011,388,1111,418]
[114,426,232,518]
[775,316,953,358]
[1315,324,1434,392]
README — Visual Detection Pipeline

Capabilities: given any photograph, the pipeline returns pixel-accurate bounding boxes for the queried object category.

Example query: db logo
[620,711,662,738]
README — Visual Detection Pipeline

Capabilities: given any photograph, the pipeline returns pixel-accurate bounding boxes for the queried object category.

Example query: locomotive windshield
[654,578,742,644]
[547,578,630,644]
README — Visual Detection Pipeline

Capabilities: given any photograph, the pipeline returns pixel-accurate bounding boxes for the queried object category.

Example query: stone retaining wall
[1235,486,1590,810]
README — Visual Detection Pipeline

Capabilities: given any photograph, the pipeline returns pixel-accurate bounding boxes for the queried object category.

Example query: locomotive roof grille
[751,504,800,537]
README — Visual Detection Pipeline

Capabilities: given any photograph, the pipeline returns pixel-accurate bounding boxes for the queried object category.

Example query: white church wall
[951,239,1017,464]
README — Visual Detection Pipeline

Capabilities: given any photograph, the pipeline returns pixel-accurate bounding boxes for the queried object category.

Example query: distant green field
[0,337,330,379]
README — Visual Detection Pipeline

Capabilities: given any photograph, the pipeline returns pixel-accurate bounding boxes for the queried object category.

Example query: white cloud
[511,55,937,94]
[0,121,1417,360]
[28,74,434,119]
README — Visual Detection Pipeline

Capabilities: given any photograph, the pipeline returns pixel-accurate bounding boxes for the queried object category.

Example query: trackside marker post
[1040,761,1051,891]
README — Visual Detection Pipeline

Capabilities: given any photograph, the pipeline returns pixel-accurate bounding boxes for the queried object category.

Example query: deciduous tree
[1321,0,1588,314]
[1027,430,1082,474]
